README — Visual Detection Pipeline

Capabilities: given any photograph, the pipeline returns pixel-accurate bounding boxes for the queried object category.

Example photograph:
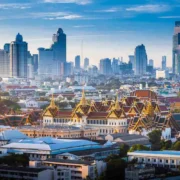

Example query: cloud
[43,0,91,5]
[30,12,82,20]
[126,4,171,13]
[159,16,180,19]
[45,14,82,20]
[95,7,121,13]
[0,3,31,9]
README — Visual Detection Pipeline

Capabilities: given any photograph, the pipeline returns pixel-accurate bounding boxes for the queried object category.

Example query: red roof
[159,105,168,112]
[56,111,72,117]
[87,112,108,119]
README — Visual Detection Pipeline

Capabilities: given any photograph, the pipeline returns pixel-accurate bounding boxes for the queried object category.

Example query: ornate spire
[114,93,120,111]
[79,89,87,106]
[25,115,31,125]
[49,94,56,108]
[146,101,154,117]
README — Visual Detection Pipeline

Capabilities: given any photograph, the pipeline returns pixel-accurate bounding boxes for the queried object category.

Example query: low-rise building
[125,165,155,180]
[128,151,180,171]
[41,159,106,180]
[0,166,52,180]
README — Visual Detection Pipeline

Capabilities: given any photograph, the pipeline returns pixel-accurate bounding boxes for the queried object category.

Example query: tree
[148,130,162,150]
[106,159,127,180]
[171,141,180,151]
[119,144,129,157]
[129,144,149,152]
[161,140,172,150]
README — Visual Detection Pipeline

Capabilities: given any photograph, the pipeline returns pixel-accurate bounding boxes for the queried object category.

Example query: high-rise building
[134,44,148,76]
[99,58,112,75]
[173,21,180,75]
[4,43,10,53]
[38,48,54,76]
[10,33,28,78]
[149,59,154,67]
[0,49,10,77]
[32,54,38,73]
[51,28,66,62]
[84,58,89,70]
[162,56,167,70]
[38,28,66,77]
[129,55,135,70]
[112,58,119,74]
[75,55,81,70]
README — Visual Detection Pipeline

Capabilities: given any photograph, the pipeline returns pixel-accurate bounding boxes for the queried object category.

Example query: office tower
[112,58,119,74]
[162,56,167,70]
[32,54,38,73]
[4,43,10,53]
[10,33,28,78]
[75,55,81,69]
[173,21,180,75]
[27,51,34,79]
[134,44,148,75]
[149,59,154,67]
[84,58,89,70]
[99,58,112,75]
[129,55,135,70]
[38,28,66,77]
[51,28,66,62]
[38,48,54,76]
[0,49,10,77]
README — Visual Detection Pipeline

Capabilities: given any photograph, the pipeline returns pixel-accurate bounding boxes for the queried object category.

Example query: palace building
[42,90,180,138]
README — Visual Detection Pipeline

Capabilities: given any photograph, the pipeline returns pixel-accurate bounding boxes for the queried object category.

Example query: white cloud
[43,0,91,5]
[0,3,31,10]
[126,4,171,13]
[159,16,180,19]
[44,14,82,20]
[95,7,121,13]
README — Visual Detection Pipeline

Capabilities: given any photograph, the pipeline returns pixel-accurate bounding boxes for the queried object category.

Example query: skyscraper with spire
[10,33,28,78]
[173,21,180,75]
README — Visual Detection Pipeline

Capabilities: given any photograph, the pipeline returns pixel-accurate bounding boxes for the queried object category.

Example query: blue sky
[0,0,179,67]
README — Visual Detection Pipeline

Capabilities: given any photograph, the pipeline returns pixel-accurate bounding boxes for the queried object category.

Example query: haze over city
[0,0,179,67]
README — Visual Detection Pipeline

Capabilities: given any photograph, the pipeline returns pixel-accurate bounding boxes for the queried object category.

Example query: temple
[42,90,180,138]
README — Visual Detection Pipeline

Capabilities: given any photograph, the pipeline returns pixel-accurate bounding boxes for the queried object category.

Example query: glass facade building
[134,44,147,76]
[10,33,28,78]
[173,21,180,75]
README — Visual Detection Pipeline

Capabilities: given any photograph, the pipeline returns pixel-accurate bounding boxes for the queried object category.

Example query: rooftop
[43,158,93,166]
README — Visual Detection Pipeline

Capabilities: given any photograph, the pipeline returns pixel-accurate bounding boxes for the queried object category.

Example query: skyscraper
[162,56,167,70]
[84,58,89,70]
[51,28,66,62]
[38,28,66,77]
[99,58,112,75]
[10,33,28,78]
[134,44,148,75]
[4,43,10,53]
[129,55,135,70]
[112,58,119,74]
[0,49,10,77]
[32,54,38,73]
[149,59,154,67]
[75,55,81,70]
[173,21,180,75]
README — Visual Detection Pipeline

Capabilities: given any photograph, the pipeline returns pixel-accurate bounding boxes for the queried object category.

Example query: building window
[160,159,162,162]
[154,159,156,162]
[172,160,174,163]
[166,160,168,163]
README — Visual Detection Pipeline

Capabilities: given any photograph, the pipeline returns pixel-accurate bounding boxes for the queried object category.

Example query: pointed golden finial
[79,88,87,106]
[49,93,56,108]
[114,92,120,111]
[25,115,31,125]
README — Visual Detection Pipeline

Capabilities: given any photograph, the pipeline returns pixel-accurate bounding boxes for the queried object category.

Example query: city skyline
[0,0,179,67]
